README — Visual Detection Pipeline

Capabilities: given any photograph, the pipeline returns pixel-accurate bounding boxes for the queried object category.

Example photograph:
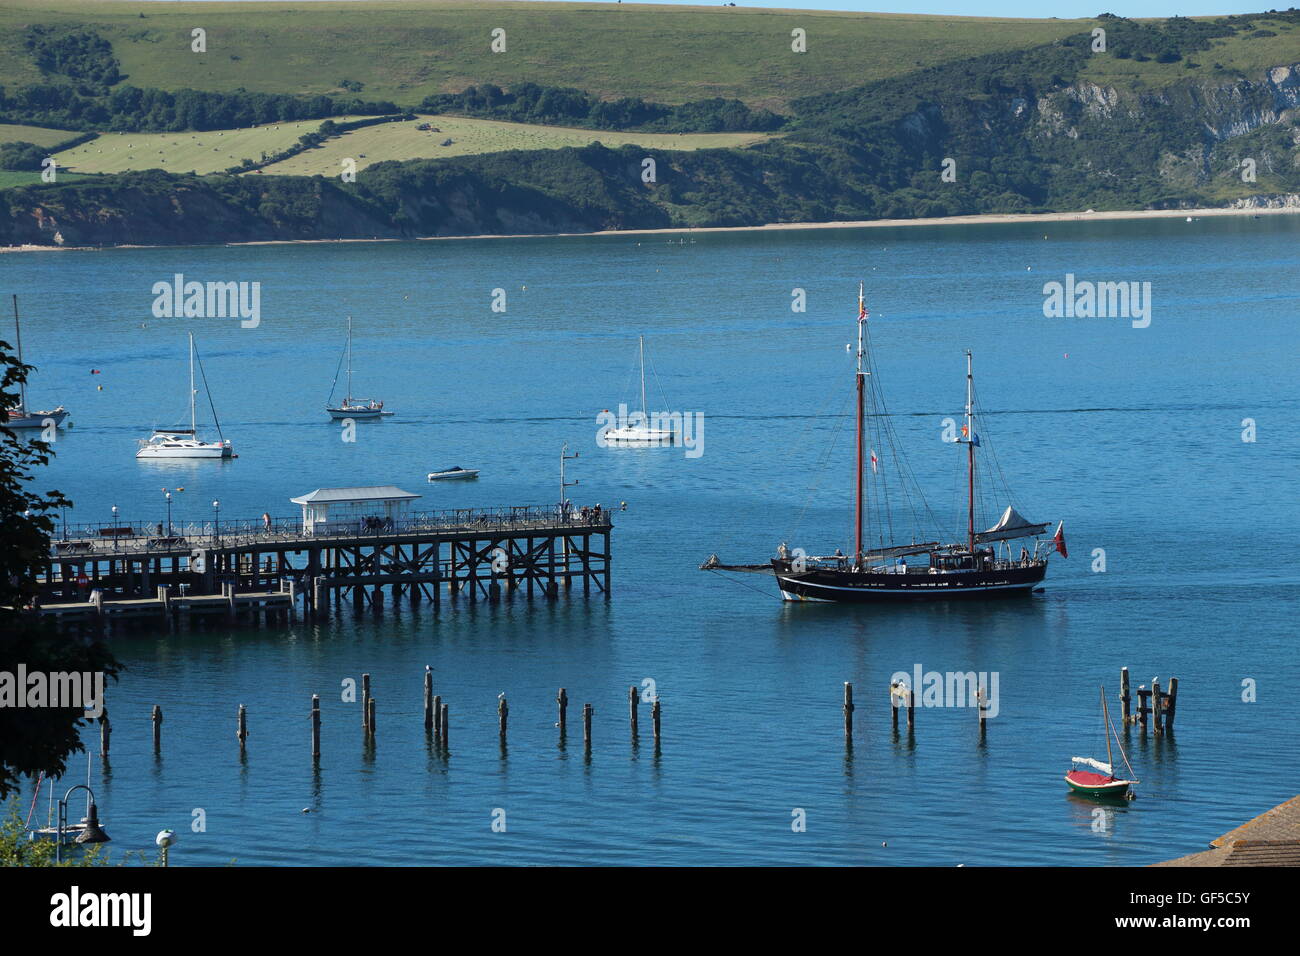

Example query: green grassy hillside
[49,114,772,175]
[0,0,1088,109]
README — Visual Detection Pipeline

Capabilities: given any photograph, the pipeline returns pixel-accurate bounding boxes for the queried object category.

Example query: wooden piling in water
[843,682,855,741]
[433,694,442,741]
[907,690,916,730]
[152,704,162,753]
[99,707,111,757]
[583,703,593,748]
[1136,686,1151,732]
[237,704,248,751]
[424,666,434,732]
[557,687,568,738]
[1120,667,1131,725]
[498,695,508,741]
[311,694,321,759]
[651,696,661,742]
[439,702,449,749]
[367,696,376,737]
[628,686,639,740]
[1165,677,1178,734]
[1159,676,1170,738]
[977,688,988,734]
[361,673,371,732]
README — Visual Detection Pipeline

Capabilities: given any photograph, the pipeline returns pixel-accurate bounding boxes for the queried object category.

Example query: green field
[0,0,1089,109]
[0,122,80,147]
[50,114,770,175]
[51,118,355,174]
[1078,13,1300,87]
[260,115,772,175]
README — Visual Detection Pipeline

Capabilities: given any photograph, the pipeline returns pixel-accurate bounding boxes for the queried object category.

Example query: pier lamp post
[111,505,119,552]
[212,500,220,544]
[560,443,579,519]
[55,785,110,864]
[164,490,173,536]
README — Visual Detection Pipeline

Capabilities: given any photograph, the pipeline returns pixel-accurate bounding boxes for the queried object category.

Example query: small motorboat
[428,466,479,481]
[1065,685,1138,799]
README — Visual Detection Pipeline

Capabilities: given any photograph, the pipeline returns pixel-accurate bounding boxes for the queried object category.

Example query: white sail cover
[1070,757,1113,774]
[975,506,1050,544]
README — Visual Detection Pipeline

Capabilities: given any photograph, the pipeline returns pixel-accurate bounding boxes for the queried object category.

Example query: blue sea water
[5,213,1299,865]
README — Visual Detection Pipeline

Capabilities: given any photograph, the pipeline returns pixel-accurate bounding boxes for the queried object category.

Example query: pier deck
[34,505,613,626]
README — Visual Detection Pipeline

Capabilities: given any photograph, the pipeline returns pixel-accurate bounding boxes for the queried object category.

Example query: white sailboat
[326,316,390,420]
[603,335,673,445]
[136,333,234,460]
[5,294,68,430]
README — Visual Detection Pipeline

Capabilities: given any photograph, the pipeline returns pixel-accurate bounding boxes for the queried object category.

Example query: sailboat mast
[855,283,867,566]
[188,332,197,435]
[11,295,27,410]
[965,349,975,554]
[1101,686,1115,773]
[346,315,353,403]
[639,335,647,421]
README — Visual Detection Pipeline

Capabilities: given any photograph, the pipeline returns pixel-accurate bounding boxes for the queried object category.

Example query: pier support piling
[1165,677,1178,734]
[152,704,163,754]
[311,695,321,759]
[843,682,855,742]
[424,666,434,732]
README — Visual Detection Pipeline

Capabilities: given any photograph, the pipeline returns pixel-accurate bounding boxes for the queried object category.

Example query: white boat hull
[605,426,674,445]
[136,444,228,459]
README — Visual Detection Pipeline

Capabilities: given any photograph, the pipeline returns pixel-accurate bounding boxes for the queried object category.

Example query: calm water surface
[5,215,1298,865]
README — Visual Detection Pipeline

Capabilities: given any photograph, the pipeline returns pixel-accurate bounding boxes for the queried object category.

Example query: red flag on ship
[870,448,878,473]
[1053,521,1068,558]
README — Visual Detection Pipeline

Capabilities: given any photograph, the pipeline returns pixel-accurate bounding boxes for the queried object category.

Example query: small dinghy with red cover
[1065,686,1138,799]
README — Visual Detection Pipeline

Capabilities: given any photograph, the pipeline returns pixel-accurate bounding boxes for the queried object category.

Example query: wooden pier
[33,504,613,628]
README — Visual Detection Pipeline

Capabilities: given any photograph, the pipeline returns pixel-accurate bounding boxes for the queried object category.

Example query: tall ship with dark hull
[705,283,1065,603]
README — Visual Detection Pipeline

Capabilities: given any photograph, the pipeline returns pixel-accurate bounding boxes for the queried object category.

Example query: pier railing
[50,504,613,555]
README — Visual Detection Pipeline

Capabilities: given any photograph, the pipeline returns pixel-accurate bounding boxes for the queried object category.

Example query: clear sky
[161,0,1289,16]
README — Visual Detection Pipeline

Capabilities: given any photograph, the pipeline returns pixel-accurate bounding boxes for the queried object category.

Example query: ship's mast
[188,332,197,435]
[12,295,27,411]
[639,335,648,422]
[855,283,867,568]
[346,315,353,403]
[965,349,975,554]
[1101,686,1115,774]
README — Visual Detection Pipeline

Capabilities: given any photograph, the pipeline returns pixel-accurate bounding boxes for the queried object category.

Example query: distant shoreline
[4,204,1297,253]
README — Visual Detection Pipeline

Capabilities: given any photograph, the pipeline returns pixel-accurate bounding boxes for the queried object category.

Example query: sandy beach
[3,203,1297,253]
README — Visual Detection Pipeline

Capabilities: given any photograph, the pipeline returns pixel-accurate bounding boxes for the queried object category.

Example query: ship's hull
[136,444,229,459]
[7,408,68,429]
[327,407,388,420]
[1064,771,1132,799]
[772,560,1046,602]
